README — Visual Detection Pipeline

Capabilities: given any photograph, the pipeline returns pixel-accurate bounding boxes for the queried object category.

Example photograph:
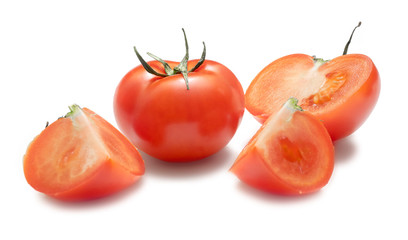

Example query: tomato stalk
[343,21,361,55]
[311,22,362,65]
[133,29,206,90]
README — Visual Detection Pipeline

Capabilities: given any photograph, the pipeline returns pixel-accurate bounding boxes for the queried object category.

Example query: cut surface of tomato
[245,53,380,140]
[230,98,334,195]
[23,105,144,201]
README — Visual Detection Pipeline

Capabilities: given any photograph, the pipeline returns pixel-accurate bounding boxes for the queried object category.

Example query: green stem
[173,28,190,89]
[343,21,362,55]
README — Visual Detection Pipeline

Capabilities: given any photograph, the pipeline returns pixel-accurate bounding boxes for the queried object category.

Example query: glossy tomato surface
[114,59,245,162]
[230,99,334,195]
[245,54,380,140]
[23,105,145,201]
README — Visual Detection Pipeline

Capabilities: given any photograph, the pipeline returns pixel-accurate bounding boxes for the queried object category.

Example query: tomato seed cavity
[304,71,346,105]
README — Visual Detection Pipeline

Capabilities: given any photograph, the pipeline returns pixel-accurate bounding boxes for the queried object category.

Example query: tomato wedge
[245,23,380,141]
[230,98,334,195]
[23,105,145,201]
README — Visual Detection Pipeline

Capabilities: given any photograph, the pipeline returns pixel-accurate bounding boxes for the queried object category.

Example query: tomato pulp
[23,105,145,201]
[245,53,380,140]
[230,98,334,195]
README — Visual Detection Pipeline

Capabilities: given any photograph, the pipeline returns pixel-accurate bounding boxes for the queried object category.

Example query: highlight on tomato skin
[23,105,145,201]
[230,98,335,195]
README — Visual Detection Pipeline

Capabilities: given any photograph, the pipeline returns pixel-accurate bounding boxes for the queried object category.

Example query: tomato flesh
[23,106,145,201]
[230,99,334,195]
[245,54,380,140]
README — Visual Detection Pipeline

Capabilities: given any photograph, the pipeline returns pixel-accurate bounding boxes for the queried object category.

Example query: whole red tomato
[114,30,245,162]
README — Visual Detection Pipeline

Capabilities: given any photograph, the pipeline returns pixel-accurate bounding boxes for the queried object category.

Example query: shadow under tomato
[334,136,358,163]
[40,177,146,210]
[141,146,235,179]
[235,181,323,204]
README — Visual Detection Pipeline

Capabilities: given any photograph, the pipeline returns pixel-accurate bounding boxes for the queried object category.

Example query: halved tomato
[23,105,145,201]
[245,23,380,141]
[245,53,380,140]
[230,98,334,195]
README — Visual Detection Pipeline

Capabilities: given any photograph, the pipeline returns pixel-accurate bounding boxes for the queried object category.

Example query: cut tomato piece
[23,105,145,201]
[230,98,334,195]
[245,53,380,141]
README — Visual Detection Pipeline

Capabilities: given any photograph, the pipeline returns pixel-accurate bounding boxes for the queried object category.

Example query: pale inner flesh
[249,57,350,118]
[254,103,327,189]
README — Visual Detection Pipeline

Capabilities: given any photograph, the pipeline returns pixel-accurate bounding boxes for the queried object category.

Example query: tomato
[114,30,245,162]
[230,98,334,195]
[245,23,380,140]
[23,105,145,201]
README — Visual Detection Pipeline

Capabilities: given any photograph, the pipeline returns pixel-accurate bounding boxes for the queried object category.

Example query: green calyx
[45,104,81,128]
[64,104,82,118]
[312,56,330,65]
[134,29,206,90]
[285,97,303,112]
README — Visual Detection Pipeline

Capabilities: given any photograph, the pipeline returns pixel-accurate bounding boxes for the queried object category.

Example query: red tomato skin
[48,160,141,201]
[231,147,297,195]
[114,59,245,162]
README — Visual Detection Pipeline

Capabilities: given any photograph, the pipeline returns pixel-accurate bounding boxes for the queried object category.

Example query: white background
[1,0,407,239]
